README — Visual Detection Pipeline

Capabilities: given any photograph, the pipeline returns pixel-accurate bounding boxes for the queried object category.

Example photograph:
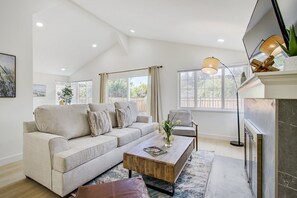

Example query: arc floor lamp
[202,57,244,147]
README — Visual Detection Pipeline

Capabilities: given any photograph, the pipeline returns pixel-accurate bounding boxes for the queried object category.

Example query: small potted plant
[160,115,181,148]
[277,25,297,71]
[57,85,73,105]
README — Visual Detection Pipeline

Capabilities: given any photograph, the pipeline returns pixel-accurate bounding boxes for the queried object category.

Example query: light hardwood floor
[0,137,244,198]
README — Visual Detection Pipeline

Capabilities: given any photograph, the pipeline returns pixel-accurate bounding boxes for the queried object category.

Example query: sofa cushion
[114,101,138,122]
[116,108,133,128]
[89,103,117,128]
[103,128,141,147]
[34,104,90,140]
[53,135,117,173]
[87,110,112,136]
[171,126,196,136]
[129,122,159,136]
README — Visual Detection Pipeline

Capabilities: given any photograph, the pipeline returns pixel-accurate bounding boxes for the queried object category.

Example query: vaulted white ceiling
[33,0,256,76]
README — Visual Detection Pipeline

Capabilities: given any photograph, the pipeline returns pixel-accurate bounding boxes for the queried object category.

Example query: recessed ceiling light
[217,39,225,43]
[36,22,44,27]
[130,29,135,33]
[92,44,97,48]
[61,68,66,71]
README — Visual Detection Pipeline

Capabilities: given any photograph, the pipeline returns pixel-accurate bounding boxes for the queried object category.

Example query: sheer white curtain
[148,66,162,122]
[99,73,108,103]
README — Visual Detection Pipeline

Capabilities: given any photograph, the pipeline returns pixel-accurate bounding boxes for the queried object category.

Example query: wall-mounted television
[242,0,296,61]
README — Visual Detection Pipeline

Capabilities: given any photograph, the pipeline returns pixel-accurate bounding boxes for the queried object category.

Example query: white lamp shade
[202,57,220,75]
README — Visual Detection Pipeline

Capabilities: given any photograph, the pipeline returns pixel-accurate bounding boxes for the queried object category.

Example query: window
[71,81,92,104]
[179,65,250,110]
[55,81,67,104]
[55,81,92,104]
[108,76,148,112]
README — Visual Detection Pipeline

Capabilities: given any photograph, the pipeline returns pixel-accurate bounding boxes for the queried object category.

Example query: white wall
[33,72,69,110]
[71,37,248,140]
[0,0,60,166]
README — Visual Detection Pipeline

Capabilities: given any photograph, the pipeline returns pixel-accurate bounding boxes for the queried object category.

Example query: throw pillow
[88,103,118,128]
[116,107,133,128]
[114,101,139,123]
[87,110,112,137]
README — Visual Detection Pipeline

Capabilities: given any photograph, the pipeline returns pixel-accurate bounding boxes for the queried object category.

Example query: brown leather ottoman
[76,177,150,198]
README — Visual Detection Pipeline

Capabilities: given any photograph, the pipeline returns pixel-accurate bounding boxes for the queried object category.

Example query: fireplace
[244,119,263,198]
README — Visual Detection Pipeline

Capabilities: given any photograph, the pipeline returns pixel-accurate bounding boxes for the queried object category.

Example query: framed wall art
[0,53,16,97]
[33,84,46,97]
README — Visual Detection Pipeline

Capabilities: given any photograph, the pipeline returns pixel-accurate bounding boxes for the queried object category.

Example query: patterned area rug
[71,150,214,198]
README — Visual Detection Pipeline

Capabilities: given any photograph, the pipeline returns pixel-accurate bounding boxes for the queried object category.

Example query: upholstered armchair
[168,110,198,151]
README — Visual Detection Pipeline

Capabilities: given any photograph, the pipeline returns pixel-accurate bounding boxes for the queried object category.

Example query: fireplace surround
[239,71,297,198]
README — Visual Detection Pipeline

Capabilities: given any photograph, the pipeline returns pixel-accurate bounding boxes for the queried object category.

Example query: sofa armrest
[23,121,38,133]
[136,115,152,123]
[23,132,69,189]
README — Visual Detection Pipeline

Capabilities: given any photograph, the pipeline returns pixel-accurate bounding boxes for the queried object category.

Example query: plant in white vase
[57,85,73,105]
[277,25,297,71]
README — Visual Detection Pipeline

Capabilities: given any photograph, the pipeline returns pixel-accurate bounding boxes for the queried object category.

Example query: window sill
[179,108,244,113]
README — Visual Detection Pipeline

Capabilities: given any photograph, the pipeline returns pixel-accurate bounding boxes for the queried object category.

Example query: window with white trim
[179,64,250,110]
[55,81,92,104]
[55,81,67,104]
[71,81,92,104]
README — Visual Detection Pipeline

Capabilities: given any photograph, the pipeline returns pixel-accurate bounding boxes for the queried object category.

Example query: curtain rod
[99,65,163,75]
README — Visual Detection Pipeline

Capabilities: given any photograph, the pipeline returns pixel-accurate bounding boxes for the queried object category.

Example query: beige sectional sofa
[23,102,158,197]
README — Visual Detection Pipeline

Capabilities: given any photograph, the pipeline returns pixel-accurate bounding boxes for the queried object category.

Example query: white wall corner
[0,153,23,166]
[116,32,129,54]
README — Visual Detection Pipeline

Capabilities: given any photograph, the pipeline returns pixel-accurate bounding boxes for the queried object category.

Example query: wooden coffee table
[123,135,194,196]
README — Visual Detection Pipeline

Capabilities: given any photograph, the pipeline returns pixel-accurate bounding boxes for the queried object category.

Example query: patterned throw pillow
[87,110,112,137]
[116,107,133,128]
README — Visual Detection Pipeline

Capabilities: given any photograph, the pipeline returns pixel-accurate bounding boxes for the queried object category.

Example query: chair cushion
[171,126,196,136]
[89,103,117,128]
[87,110,112,137]
[34,104,90,140]
[103,128,141,147]
[53,135,117,173]
[129,122,159,136]
[169,110,192,127]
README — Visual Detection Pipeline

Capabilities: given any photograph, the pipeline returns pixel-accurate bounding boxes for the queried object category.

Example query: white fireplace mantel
[238,70,297,99]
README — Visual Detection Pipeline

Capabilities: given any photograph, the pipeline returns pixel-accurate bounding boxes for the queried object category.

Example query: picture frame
[0,53,16,97]
[33,84,46,97]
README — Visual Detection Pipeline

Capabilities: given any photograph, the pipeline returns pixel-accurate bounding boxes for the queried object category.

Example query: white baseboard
[0,153,22,166]
[199,133,237,141]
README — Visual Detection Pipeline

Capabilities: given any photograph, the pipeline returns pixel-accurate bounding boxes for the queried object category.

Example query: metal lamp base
[230,141,244,147]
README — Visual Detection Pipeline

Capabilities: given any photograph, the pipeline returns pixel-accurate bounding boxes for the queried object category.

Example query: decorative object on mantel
[57,84,73,105]
[241,72,247,84]
[202,57,243,147]
[0,53,16,98]
[160,115,180,148]
[277,25,297,71]
[250,57,279,72]
[250,35,285,73]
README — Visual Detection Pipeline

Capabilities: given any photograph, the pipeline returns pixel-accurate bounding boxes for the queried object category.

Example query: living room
[1,0,297,198]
